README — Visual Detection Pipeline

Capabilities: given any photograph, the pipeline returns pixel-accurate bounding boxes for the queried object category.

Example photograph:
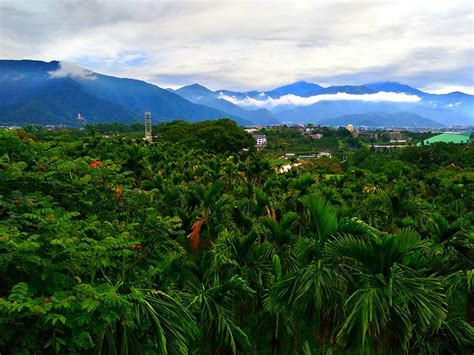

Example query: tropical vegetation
[0,120,473,354]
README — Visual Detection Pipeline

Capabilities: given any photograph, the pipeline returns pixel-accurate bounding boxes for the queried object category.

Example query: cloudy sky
[1,0,473,93]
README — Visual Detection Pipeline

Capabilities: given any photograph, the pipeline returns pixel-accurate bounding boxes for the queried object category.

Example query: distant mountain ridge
[265,81,324,97]
[174,84,279,125]
[318,112,445,128]
[1,59,472,128]
[204,80,473,127]
[0,60,252,126]
[363,82,425,95]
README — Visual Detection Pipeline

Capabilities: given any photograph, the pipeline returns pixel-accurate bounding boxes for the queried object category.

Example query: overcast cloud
[0,0,473,92]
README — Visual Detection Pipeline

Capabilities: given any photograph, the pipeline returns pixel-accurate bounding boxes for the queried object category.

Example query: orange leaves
[106,184,122,192]
[89,160,104,168]
[106,184,123,200]
[188,214,209,252]
[189,219,203,252]
[90,162,130,202]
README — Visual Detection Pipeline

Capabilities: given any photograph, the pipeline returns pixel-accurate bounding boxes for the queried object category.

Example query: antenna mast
[144,112,152,142]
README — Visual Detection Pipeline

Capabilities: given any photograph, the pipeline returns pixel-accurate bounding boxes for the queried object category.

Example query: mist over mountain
[1,60,472,128]
[211,80,474,127]
[174,84,279,125]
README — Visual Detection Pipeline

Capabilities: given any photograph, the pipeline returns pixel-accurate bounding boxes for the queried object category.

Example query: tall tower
[144,112,152,142]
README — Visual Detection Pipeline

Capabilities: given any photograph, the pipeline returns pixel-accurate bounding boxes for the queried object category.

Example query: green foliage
[157,119,255,154]
[0,126,473,354]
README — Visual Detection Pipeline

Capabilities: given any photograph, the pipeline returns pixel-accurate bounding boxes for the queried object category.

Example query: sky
[1,0,473,93]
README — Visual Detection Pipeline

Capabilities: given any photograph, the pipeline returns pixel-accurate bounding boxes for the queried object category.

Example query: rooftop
[417,132,471,146]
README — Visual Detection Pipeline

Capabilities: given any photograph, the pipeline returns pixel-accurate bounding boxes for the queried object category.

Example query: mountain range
[0,60,252,126]
[0,60,473,128]
[173,84,278,125]
[318,112,444,128]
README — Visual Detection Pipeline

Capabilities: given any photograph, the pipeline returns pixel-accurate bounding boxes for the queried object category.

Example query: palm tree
[266,196,377,352]
[260,211,299,274]
[410,214,474,354]
[218,155,246,189]
[177,252,254,354]
[97,288,197,355]
[211,229,275,350]
[211,229,271,293]
[186,182,236,252]
[244,152,272,185]
[326,229,448,353]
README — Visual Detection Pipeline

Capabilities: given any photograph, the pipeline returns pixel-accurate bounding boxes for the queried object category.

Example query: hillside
[0,60,251,126]
[0,78,139,125]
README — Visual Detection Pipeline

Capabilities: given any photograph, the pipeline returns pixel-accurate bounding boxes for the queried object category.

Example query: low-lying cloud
[218,92,422,108]
[48,61,97,80]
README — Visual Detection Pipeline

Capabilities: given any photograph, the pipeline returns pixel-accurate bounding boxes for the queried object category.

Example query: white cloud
[48,61,97,80]
[218,91,422,108]
[1,0,472,90]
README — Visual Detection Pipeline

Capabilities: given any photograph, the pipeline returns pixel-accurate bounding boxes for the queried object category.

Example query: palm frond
[300,195,338,242]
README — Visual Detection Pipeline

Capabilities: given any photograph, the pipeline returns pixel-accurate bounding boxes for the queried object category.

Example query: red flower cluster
[106,185,123,200]
[89,160,104,168]
[131,244,143,251]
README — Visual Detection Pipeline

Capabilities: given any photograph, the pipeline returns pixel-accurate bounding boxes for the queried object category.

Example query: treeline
[23,119,255,154]
[0,125,473,354]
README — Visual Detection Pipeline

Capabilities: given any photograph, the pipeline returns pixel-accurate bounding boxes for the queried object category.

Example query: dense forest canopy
[0,120,473,354]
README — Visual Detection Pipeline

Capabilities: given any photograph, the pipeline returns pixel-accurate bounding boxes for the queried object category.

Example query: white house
[254,134,267,148]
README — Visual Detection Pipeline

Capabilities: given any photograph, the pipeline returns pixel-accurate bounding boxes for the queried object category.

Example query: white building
[254,134,267,148]
[317,151,332,158]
